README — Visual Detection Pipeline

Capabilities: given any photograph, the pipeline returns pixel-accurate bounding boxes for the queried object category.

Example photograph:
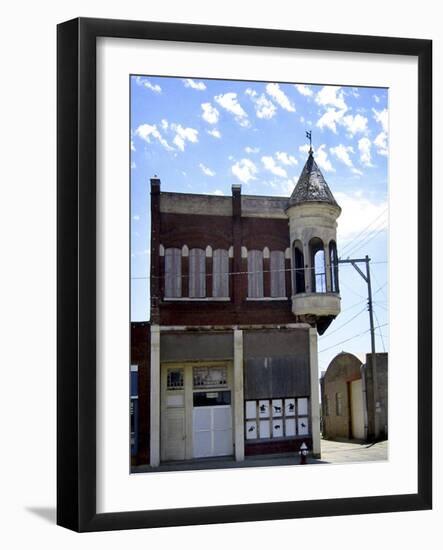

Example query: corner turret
[287,147,341,334]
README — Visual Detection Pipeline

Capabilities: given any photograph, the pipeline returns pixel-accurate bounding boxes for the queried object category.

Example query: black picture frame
[57,17,432,532]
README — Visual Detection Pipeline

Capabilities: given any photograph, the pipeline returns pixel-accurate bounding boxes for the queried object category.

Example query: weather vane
[306,130,312,152]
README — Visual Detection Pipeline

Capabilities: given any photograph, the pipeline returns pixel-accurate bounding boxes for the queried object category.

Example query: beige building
[320,351,388,442]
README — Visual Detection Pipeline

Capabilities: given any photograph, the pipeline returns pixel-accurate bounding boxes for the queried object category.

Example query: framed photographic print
[57,17,432,532]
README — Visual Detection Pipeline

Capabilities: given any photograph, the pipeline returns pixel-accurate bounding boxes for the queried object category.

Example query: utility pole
[338,255,379,439]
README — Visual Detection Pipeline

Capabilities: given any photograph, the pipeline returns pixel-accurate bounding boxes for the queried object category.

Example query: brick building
[131,148,342,468]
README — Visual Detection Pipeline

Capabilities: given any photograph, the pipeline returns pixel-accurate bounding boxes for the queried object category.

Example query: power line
[373,310,386,352]
[339,208,387,255]
[342,222,387,258]
[319,323,388,354]
[320,307,368,340]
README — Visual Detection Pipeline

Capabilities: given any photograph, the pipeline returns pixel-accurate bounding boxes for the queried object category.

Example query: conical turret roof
[289,148,340,208]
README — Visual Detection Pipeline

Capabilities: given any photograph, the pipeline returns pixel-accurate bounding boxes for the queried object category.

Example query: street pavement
[132,438,388,473]
[310,438,388,464]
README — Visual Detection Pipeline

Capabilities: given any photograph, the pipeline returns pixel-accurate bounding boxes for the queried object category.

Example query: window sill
[245,435,311,443]
[163,297,231,302]
[246,297,289,301]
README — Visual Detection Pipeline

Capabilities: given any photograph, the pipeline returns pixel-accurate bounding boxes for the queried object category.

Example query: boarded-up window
[270,250,286,297]
[248,250,264,298]
[212,249,229,298]
[164,248,182,298]
[336,392,343,416]
[189,248,206,298]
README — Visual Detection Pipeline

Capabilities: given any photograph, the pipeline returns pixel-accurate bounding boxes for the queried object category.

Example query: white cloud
[373,94,380,104]
[373,108,388,133]
[316,108,346,133]
[215,92,249,127]
[173,135,185,151]
[330,144,362,176]
[210,189,224,196]
[294,84,313,97]
[199,163,216,177]
[261,156,287,178]
[275,151,298,166]
[131,161,136,170]
[342,113,368,136]
[246,89,277,119]
[245,146,259,154]
[183,78,206,91]
[170,123,199,151]
[330,144,354,167]
[334,191,387,244]
[231,158,257,183]
[315,86,347,110]
[314,144,335,172]
[265,83,296,112]
[133,214,140,221]
[374,131,388,156]
[201,102,219,125]
[299,144,310,155]
[161,119,169,131]
[131,140,136,152]
[135,123,173,151]
[267,177,296,197]
[207,128,221,138]
[135,76,161,93]
[358,137,373,166]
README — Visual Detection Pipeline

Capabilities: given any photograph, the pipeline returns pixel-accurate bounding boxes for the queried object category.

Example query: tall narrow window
[336,392,343,416]
[293,241,305,294]
[164,248,182,298]
[329,240,339,292]
[213,249,229,298]
[130,365,139,456]
[310,237,326,293]
[189,248,206,298]
[247,250,264,298]
[270,250,286,297]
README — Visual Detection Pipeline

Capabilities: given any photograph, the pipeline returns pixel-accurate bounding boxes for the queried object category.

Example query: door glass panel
[193,430,212,458]
[193,407,211,430]
[213,406,231,430]
[213,430,233,455]
[193,390,231,407]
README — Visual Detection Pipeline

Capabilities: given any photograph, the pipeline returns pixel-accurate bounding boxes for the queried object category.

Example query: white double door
[193,405,233,458]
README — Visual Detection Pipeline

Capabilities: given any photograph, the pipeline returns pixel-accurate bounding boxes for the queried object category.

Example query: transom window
[193,366,228,388]
[167,368,184,390]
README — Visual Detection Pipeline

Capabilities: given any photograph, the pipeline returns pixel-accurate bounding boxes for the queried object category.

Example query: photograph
[129,75,389,472]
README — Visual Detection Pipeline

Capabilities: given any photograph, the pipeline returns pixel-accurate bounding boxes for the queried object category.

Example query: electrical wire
[319,323,388,354]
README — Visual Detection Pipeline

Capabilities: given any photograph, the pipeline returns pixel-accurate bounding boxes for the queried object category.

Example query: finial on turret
[305,130,313,154]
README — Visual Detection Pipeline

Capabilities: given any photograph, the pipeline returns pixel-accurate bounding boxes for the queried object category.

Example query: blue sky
[130,75,388,373]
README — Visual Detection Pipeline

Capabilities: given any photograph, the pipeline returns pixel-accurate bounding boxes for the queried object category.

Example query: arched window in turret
[329,240,339,293]
[293,241,305,294]
[310,237,326,293]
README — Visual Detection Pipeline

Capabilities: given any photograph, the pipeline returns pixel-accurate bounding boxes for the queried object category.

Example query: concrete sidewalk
[313,438,388,464]
[132,438,388,473]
